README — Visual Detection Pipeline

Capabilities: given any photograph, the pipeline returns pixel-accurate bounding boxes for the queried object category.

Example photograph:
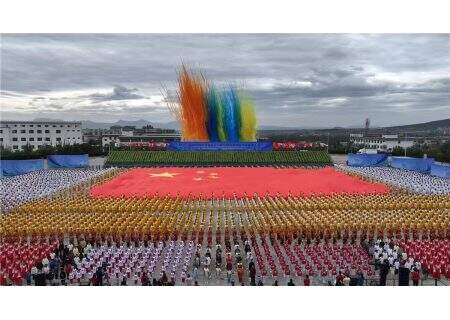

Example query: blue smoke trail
[206,87,220,142]
[222,87,239,142]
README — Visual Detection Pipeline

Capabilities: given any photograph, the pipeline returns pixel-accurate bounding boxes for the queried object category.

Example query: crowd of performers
[336,165,450,195]
[3,193,448,241]
[0,168,116,212]
[0,165,449,286]
[1,236,448,286]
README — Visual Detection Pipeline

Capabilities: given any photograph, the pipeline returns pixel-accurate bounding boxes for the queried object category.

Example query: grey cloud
[323,48,349,60]
[1,34,450,127]
[87,85,146,102]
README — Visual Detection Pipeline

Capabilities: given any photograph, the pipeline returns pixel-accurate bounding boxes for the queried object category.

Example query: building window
[13,145,18,149]
[21,125,25,127]
[29,130,34,133]
[37,130,42,134]
[56,130,61,133]
[30,125,34,127]
[0,130,2,133]
[52,125,56,127]
[45,137,50,141]
[12,130,17,133]
[37,137,42,141]
[37,125,41,127]
[60,125,63,127]
[12,137,18,141]
[0,138,3,141]
[29,137,34,141]
[45,130,50,134]
[20,130,26,133]
[21,137,26,141]
[45,125,49,127]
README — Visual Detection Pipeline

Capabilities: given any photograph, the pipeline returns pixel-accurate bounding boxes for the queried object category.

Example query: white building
[0,120,82,151]
[349,133,364,138]
[101,133,121,148]
[350,133,415,152]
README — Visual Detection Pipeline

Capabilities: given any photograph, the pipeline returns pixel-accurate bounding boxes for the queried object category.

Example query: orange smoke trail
[178,66,209,141]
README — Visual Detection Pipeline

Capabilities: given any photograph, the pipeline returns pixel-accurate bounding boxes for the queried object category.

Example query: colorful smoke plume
[165,66,257,142]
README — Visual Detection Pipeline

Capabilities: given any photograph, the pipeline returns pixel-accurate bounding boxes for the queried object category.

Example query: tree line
[0,144,107,160]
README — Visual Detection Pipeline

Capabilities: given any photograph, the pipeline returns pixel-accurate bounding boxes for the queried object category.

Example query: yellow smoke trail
[239,93,257,141]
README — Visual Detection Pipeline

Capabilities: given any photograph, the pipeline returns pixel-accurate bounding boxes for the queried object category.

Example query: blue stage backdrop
[168,141,273,151]
[48,154,89,168]
[390,157,434,173]
[0,159,44,176]
[347,153,388,167]
[430,163,450,179]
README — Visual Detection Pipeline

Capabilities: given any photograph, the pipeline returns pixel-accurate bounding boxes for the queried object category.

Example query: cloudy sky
[1,34,449,128]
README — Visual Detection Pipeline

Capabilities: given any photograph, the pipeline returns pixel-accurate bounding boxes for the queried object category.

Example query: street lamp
[404,132,407,157]
[326,132,330,154]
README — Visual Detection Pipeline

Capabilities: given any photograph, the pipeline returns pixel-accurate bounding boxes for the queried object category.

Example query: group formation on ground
[1,237,448,286]
[0,165,449,286]
[337,165,450,195]
[0,168,115,212]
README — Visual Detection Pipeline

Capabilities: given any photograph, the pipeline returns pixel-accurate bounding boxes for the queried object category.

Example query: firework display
[165,66,257,142]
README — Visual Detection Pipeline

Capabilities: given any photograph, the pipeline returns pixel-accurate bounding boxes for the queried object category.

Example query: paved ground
[330,154,347,165]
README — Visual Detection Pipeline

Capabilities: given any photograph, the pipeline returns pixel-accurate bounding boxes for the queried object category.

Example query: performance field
[1,66,449,287]
[90,167,389,198]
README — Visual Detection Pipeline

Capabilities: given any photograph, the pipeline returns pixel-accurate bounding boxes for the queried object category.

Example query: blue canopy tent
[47,154,89,168]
[390,157,434,173]
[347,153,388,167]
[430,163,450,179]
[0,159,45,176]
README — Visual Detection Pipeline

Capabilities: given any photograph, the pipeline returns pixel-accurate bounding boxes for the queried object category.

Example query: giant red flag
[90,167,389,199]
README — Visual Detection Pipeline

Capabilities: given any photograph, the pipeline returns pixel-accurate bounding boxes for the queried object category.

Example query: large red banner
[90,167,389,199]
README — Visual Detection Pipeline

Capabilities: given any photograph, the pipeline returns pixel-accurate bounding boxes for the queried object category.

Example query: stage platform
[167,141,273,151]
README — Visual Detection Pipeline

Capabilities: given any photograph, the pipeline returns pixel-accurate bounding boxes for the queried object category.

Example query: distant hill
[34,117,64,122]
[259,125,300,130]
[80,120,298,131]
[79,120,180,130]
[385,118,450,131]
[33,117,180,130]
[34,117,450,132]
[261,119,450,133]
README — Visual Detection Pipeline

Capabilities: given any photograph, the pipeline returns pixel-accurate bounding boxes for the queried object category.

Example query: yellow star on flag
[193,177,203,181]
[149,172,181,178]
